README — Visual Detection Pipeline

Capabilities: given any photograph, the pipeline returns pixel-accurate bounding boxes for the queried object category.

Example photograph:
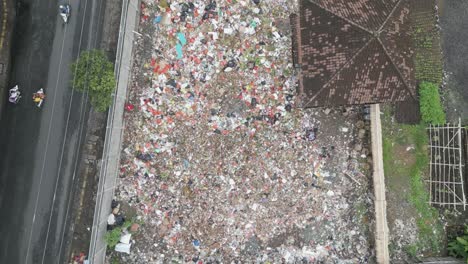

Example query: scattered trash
[192,239,200,247]
[120,233,132,244]
[130,223,140,232]
[115,243,132,254]
[72,252,87,264]
[107,214,116,225]
[116,0,375,262]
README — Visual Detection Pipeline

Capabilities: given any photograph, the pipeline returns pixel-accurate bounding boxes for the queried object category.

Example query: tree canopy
[71,49,116,112]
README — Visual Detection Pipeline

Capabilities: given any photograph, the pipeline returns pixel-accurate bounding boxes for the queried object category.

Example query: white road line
[40,0,92,262]
[24,19,68,264]
[55,0,105,258]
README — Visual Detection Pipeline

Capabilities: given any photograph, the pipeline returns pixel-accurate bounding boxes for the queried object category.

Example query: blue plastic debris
[192,239,200,247]
[176,32,187,59]
[154,16,162,24]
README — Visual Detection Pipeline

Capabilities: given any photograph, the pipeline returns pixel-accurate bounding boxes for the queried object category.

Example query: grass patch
[419,82,446,124]
[404,243,418,258]
[382,107,444,256]
[411,9,443,85]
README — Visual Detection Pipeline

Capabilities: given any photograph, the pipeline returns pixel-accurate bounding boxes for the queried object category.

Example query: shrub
[104,220,134,249]
[105,227,123,249]
[71,49,116,112]
[448,225,468,261]
[419,82,446,124]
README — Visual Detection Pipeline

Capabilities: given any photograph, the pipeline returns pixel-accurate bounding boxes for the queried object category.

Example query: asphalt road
[438,0,468,123]
[0,0,105,262]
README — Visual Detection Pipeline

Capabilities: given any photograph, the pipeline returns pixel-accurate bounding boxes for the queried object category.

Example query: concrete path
[371,104,390,264]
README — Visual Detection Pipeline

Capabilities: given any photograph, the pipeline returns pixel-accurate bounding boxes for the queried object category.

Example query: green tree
[419,81,446,125]
[71,49,116,112]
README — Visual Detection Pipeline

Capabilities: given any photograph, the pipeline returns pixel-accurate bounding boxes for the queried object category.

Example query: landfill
[114,0,376,263]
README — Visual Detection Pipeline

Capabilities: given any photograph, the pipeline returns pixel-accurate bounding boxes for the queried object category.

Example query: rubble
[114,0,376,262]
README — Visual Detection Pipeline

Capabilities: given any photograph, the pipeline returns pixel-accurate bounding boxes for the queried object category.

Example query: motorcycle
[59,4,70,23]
[32,88,45,108]
[8,85,21,104]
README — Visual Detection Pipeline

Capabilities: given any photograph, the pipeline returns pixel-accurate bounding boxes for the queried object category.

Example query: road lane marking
[24,18,68,264]
[55,0,105,258]
[40,0,99,262]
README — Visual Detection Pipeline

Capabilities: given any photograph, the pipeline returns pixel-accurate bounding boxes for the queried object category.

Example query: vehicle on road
[32,88,45,107]
[59,4,71,23]
[8,85,21,104]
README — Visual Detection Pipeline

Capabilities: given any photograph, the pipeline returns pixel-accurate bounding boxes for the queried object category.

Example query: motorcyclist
[59,5,68,15]
[32,89,45,106]
[9,85,21,104]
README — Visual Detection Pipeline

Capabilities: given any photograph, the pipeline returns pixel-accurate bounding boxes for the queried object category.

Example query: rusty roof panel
[299,0,371,94]
[310,0,399,31]
[380,0,416,95]
[295,0,416,108]
[303,39,412,107]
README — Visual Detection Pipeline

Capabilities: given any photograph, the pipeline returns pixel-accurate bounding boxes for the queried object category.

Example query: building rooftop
[292,0,417,107]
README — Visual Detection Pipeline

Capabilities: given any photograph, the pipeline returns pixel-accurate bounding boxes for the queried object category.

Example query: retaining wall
[88,0,139,262]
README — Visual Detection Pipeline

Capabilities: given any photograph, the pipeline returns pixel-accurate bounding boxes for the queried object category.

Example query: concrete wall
[370,104,390,264]
[88,0,139,262]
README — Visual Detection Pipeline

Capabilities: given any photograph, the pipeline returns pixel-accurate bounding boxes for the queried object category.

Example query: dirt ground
[382,107,432,263]
[65,110,106,263]
[381,105,468,262]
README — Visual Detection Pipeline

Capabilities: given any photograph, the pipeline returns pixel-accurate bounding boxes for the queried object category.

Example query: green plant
[110,255,120,264]
[104,220,135,249]
[448,226,468,261]
[71,49,116,112]
[105,227,123,249]
[404,243,418,258]
[411,14,443,85]
[419,82,446,124]
[382,108,444,255]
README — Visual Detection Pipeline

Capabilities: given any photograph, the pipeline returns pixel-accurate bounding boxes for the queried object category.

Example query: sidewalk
[0,0,15,115]
[88,0,138,262]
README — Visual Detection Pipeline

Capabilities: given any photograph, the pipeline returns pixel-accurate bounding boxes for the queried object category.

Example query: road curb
[88,0,140,262]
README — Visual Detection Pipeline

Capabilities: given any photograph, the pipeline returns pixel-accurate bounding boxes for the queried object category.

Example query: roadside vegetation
[382,107,444,259]
[71,49,116,112]
[419,81,446,124]
[383,5,456,261]
[386,16,448,248]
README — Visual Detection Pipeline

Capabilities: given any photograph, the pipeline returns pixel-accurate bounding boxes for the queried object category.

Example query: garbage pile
[115,0,375,262]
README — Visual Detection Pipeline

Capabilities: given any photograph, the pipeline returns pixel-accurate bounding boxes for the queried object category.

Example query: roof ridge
[307,0,374,35]
[377,0,405,33]
[375,0,416,100]
[302,37,376,107]
[376,37,417,100]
